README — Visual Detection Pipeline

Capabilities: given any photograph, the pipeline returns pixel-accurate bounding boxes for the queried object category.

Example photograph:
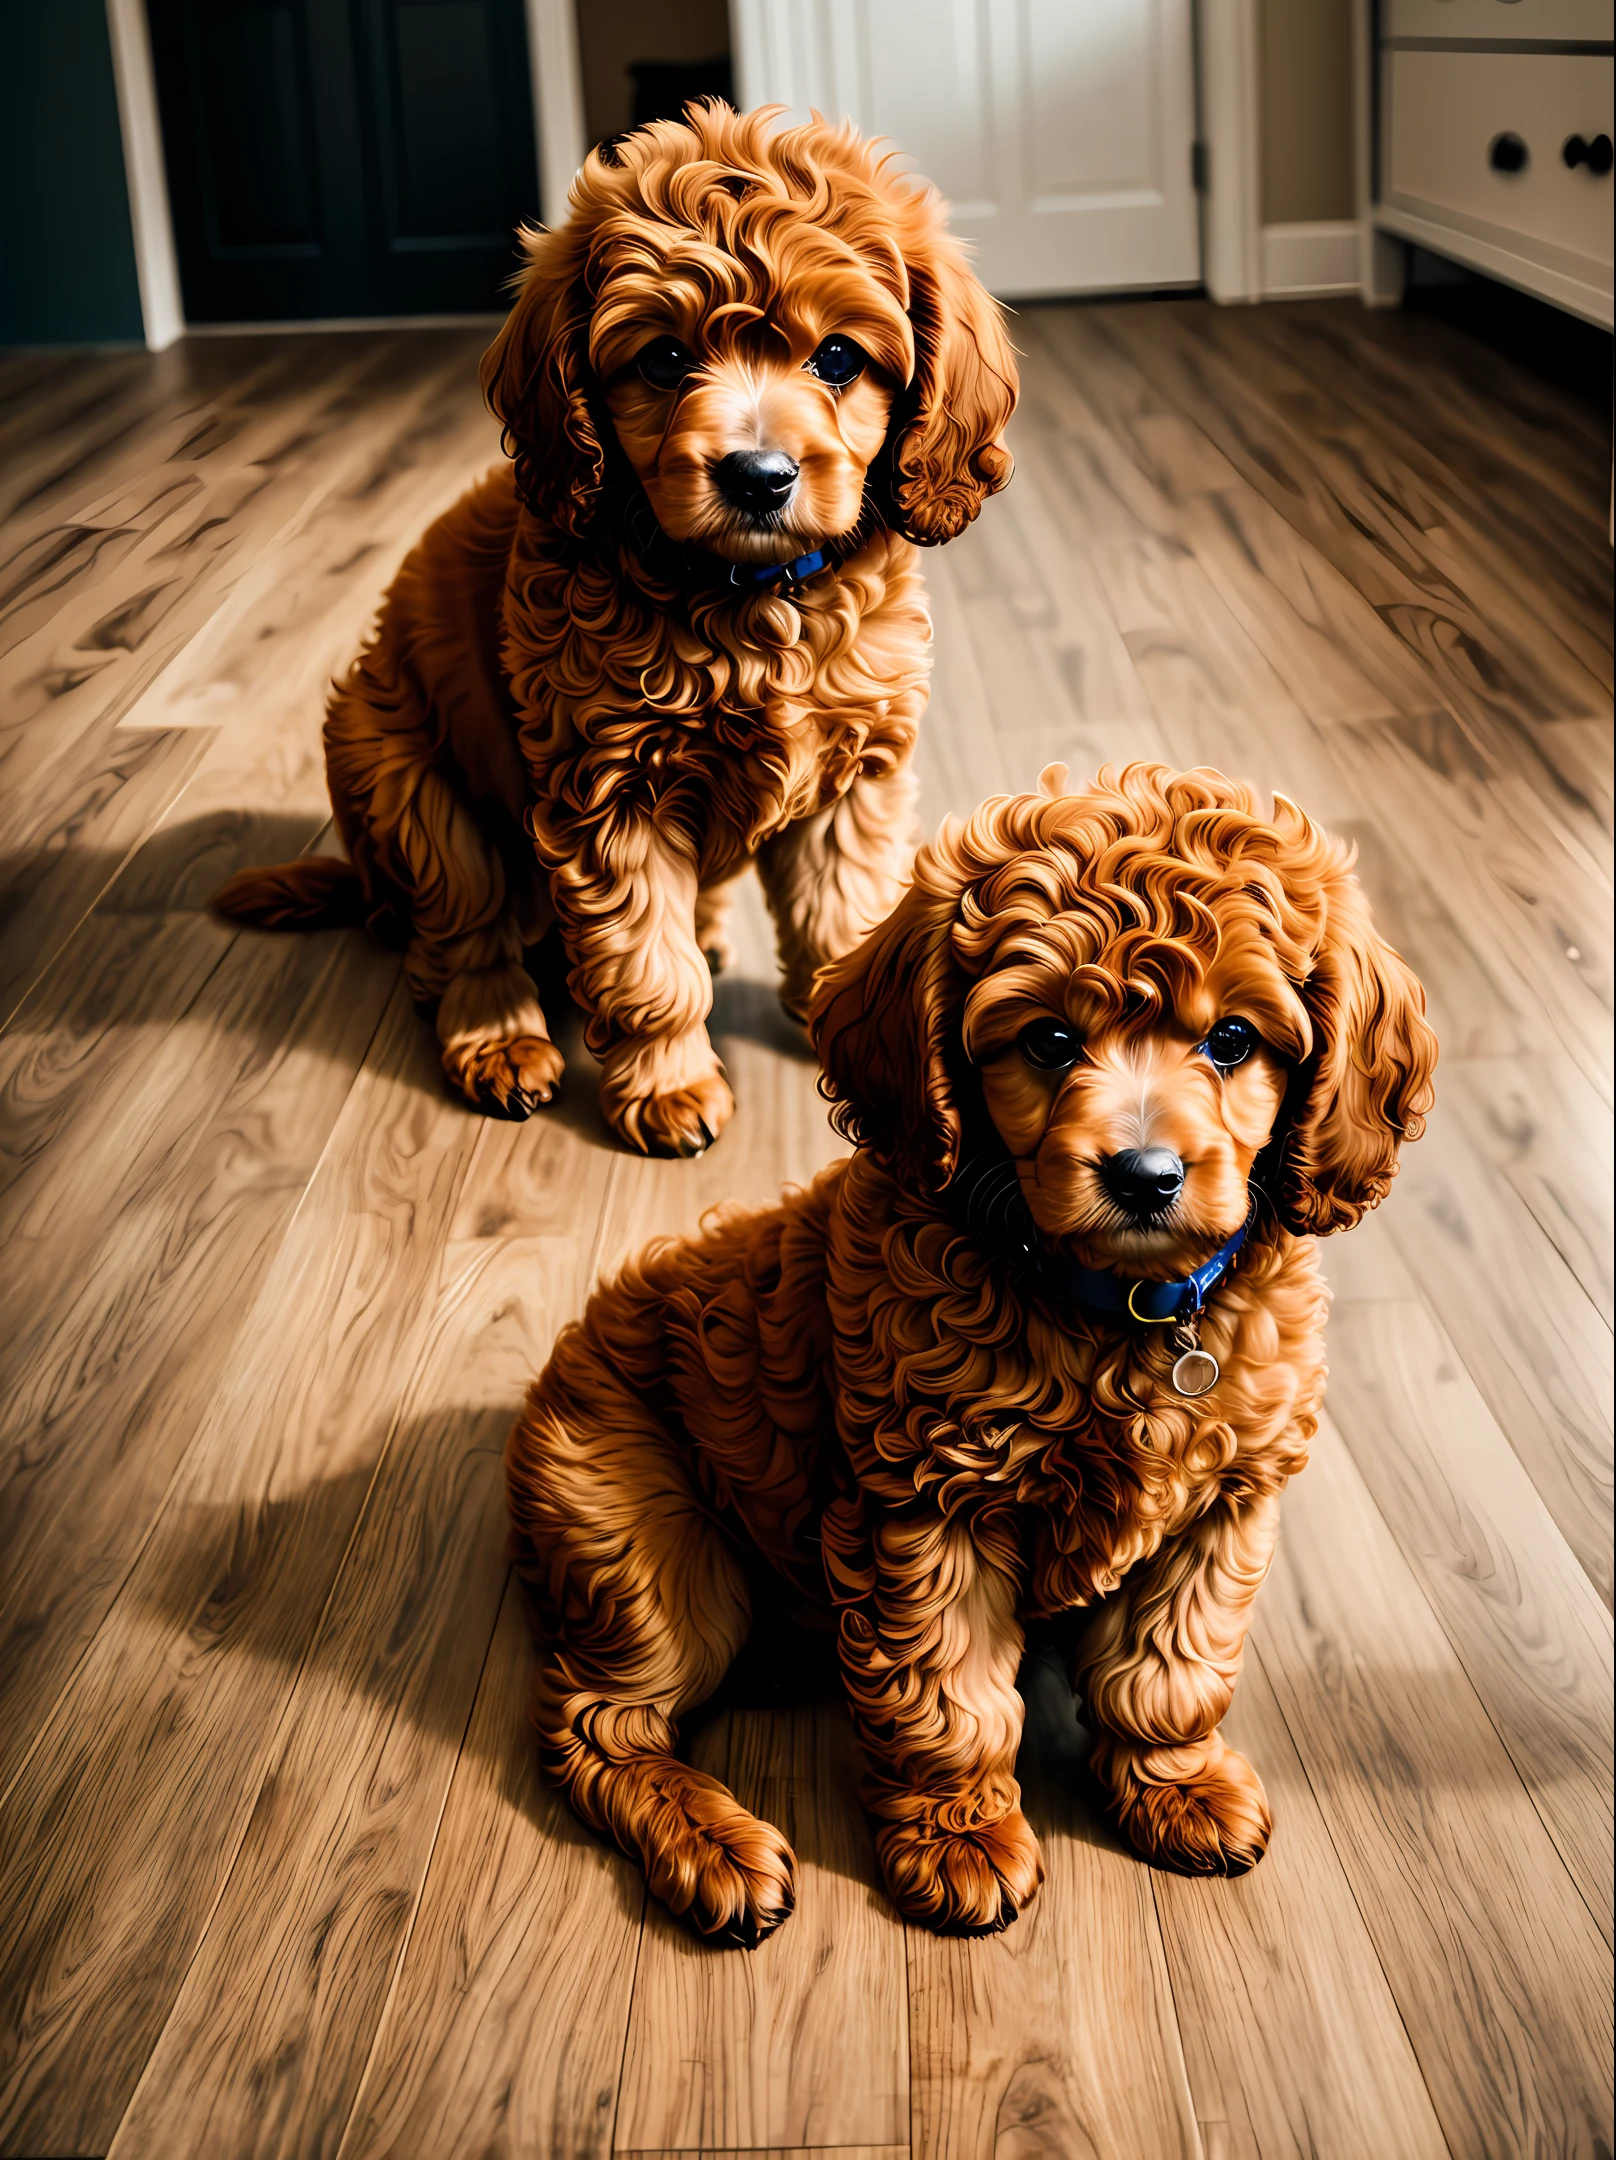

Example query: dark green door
[148,0,540,322]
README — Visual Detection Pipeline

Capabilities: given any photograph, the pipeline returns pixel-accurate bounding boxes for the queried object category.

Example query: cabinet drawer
[1384,0,1614,42]
[1383,49,1614,269]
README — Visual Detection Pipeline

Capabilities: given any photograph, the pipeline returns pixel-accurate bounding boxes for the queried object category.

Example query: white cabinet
[1371,6,1614,324]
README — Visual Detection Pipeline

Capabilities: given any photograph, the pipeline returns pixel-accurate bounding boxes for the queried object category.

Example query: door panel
[731,0,1199,299]
[197,3,320,248]
[150,0,540,321]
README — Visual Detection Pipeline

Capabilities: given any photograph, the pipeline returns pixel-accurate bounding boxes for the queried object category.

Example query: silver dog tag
[1171,1346,1221,1398]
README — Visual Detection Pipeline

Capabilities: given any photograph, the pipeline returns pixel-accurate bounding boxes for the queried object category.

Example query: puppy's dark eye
[807,336,866,388]
[1202,1017,1258,1068]
[637,338,700,390]
[1018,1018,1081,1071]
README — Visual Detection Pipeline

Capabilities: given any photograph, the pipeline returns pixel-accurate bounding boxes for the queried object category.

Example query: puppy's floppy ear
[886,220,1018,545]
[481,220,603,539]
[810,877,967,1192]
[1278,872,1438,1235]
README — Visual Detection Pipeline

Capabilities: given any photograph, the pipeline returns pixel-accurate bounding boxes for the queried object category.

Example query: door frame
[107,0,1270,345]
[105,0,589,347]
[1197,0,1264,302]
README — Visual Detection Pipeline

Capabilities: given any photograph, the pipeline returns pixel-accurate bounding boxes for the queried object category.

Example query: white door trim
[103,0,586,349]
[1198,0,1262,303]
[105,0,184,350]
[526,0,587,230]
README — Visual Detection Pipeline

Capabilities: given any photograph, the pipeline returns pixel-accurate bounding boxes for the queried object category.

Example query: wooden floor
[0,298,1610,2160]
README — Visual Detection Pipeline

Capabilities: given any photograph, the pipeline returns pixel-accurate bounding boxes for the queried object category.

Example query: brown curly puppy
[215,103,1016,1155]
[505,764,1437,1942]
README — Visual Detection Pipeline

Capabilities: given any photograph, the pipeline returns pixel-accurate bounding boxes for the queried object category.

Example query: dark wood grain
[0,988,474,2157]
[336,1578,645,2160]
[1326,1297,1613,1939]
[615,1706,910,2154]
[1256,1417,1614,2159]
[105,1238,578,2160]
[1151,1650,1449,2160]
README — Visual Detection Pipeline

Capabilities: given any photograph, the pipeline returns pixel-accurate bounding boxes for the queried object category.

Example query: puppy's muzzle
[714,450,800,517]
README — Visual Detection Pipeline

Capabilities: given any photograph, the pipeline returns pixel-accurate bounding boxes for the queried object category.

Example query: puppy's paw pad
[878,1807,1044,1935]
[447,1034,565,1120]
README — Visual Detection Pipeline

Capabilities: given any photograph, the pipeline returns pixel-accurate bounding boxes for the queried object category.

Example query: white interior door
[730,0,1200,298]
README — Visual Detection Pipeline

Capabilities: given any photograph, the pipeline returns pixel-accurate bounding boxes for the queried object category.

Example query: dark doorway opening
[148,0,540,323]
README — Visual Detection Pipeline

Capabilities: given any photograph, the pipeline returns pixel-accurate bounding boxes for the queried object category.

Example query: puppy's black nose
[714,449,799,516]
[1101,1147,1185,1216]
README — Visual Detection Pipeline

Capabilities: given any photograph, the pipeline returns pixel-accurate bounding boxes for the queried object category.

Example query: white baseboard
[1261,221,1360,300]
[105,0,184,350]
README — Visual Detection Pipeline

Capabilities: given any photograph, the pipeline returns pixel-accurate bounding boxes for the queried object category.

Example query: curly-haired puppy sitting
[215,104,1015,1155]
[505,763,1437,1941]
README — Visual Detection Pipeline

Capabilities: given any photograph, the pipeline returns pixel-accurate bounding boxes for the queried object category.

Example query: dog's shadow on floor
[124,1452,1125,1930]
[8,805,813,1115]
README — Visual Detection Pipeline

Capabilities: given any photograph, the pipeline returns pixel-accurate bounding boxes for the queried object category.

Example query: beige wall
[1259,0,1356,224]
[575,0,732,147]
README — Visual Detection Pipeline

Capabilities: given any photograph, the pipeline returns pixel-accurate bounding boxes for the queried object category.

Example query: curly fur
[505,763,1438,1941]
[214,103,1017,1154]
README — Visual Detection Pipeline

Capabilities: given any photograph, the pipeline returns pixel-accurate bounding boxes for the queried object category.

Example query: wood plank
[105,1235,595,2160]
[1324,299,1612,527]
[1536,715,1614,837]
[335,1577,645,2160]
[1029,308,1432,727]
[911,544,1017,839]
[1256,304,1614,692]
[1099,302,1608,737]
[906,1654,1201,2160]
[615,1705,909,2154]
[0,916,399,1796]
[1173,489,1424,728]
[1444,1051,1614,1326]
[1089,532,1362,823]
[0,341,490,1024]
[117,384,496,733]
[1335,812,1533,1064]
[1254,1413,1614,2157]
[1193,301,1614,711]
[941,445,1169,788]
[616,2149,908,2159]
[0,983,475,2157]
[0,342,288,545]
[1323,712,1611,1106]
[1150,1648,1449,2160]
[1380,1099,1614,1609]
[1325,1297,1613,1940]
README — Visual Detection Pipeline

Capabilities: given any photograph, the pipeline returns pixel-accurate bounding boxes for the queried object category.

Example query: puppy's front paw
[876,1806,1044,1935]
[622,1071,736,1157]
[600,1031,736,1157]
[639,1770,797,1947]
[1093,1732,1272,1877]
[444,1032,565,1119]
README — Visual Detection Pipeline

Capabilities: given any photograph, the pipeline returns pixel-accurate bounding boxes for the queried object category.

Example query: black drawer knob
[1563,133,1614,176]
[1489,131,1529,174]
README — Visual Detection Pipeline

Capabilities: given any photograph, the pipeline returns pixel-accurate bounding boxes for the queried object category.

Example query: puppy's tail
[213,855,367,932]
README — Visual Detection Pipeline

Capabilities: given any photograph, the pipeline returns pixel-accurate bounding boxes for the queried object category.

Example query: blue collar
[1061,1213,1251,1324]
[730,547,826,589]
